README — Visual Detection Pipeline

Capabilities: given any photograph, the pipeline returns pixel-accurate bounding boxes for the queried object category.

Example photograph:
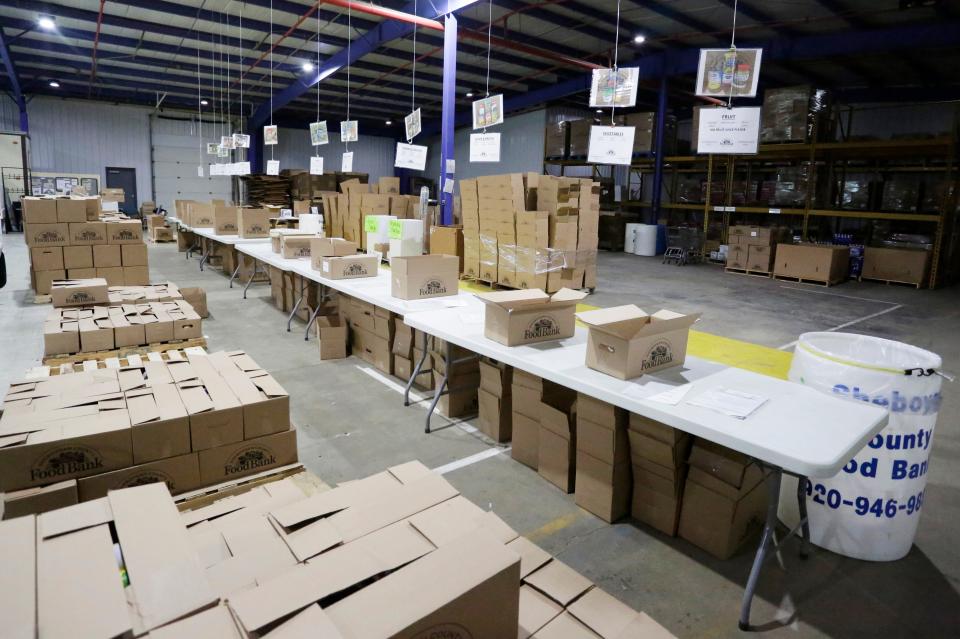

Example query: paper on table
[620,380,677,401]
[646,383,693,406]
[403,298,468,312]
[457,312,483,325]
[685,387,768,419]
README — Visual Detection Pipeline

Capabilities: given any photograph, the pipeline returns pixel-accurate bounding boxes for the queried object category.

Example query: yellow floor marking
[455,281,793,379]
[524,511,585,543]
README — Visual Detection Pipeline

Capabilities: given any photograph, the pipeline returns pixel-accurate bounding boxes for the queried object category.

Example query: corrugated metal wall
[275,127,396,182]
[23,97,155,203]
[151,115,235,209]
[0,94,21,132]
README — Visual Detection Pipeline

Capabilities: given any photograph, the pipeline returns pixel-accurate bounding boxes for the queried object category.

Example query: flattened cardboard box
[578,305,699,379]
[478,288,587,346]
[390,254,460,300]
[197,428,297,484]
[50,278,109,308]
[318,254,379,279]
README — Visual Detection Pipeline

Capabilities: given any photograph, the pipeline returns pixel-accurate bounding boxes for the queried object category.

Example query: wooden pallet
[772,274,841,287]
[149,237,176,244]
[858,276,923,289]
[28,346,205,377]
[175,464,328,512]
[725,267,773,279]
[42,337,208,366]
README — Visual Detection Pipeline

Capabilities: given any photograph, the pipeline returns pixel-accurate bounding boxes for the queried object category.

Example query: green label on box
[388,219,403,239]
[364,216,379,233]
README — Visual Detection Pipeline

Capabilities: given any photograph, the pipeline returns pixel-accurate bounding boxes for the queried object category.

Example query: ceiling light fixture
[466,91,474,98]
[48,80,60,88]
[596,109,603,113]
[302,62,315,72]
[38,15,56,31]
[385,120,393,126]
[633,34,646,44]
[200,99,208,106]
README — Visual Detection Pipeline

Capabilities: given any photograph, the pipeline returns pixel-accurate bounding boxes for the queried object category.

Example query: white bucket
[624,223,641,254]
[780,332,943,561]
[633,224,658,256]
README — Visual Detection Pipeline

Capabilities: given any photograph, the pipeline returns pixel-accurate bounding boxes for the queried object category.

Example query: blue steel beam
[0,23,27,131]
[440,14,457,224]
[651,72,667,220]
[250,0,481,129]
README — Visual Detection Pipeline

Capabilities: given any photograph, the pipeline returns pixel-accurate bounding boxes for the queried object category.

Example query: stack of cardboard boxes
[23,196,149,294]
[478,358,512,442]
[146,213,173,242]
[773,243,851,285]
[0,462,675,638]
[321,177,426,252]
[627,415,692,536]
[725,225,790,274]
[430,338,480,419]
[538,391,578,494]
[392,317,434,389]
[510,370,543,470]
[0,350,295,516]
[574,395,631,523]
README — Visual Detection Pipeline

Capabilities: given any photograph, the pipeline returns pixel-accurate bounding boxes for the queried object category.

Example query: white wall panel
[275,126,396,182]
[0,94,21,132]
[151,115,234,209]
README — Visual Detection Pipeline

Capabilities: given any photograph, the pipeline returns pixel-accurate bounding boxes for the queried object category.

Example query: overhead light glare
[48,80,60,88]
[200,99,209,106]
[385,120,393,126]
[38,16,56,31]
[466,91,474,98]
[302,62,315,72]
[633,34,646,44]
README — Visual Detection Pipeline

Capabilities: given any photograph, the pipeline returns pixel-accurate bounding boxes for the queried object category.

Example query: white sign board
[472,94,503,130]
[587,126,635,165]
[340,120,358,143]
[404,108,421,141]
[695,48,763,98]
[341,151,354,172]
[310,155,324,175]
[589,67,639,108]
[209,164,221,176]
[263,125,279,145]
[310,121,328,146]
[236,161,251,175]
[266,160,280,176]
[696,107,761,154]
[470,133,501,163]
[394,142,428,171]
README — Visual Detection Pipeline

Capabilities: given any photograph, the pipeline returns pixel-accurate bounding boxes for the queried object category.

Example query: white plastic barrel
[780,332,943,561]
[624,223,641,254]
[633,224,658,256]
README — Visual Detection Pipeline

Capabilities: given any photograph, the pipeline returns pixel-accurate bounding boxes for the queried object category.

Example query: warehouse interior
[0,1,958,638]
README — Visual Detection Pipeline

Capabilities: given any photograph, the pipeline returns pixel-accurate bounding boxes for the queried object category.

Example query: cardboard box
[62,246,93,270]
[96,266,124,286]
[390,254,460,300]
[106,220,143,244]
[33,270,64,295]
[861,247,930,285]
[238,209,271,238]
[632,478,682,536]
[208,352,290,440]
[577,306,699,379]
[151,226,174,242]
[281,235,314,259]
[316,316,348,360]
[478,288,587,346]
[67,222,106,246]
[180,287,208,318]
[23,197,59,224]
[394,355,432,389]
[478,388,512,442]
[50,278,109,307]
[171,359,244,451]
[214,205,240,235]
[575,450,631,522]
[430,225,464,270]
[31,247,64,271]
[25,223,69,247]
[310,237,357,260]
[538,405,576,493]
[773,243,849,284]
[318,255,379,279]
[121,244,148,267]
[1,479,78,520]
[479,358,512,397]
[57,198,88,223]
[93,244,122,268]
[67,268,96,279]
[125,384,191,464]
[678,465,766,559]
[77,452,201,501]
[197,428,298,484]
[746,244,774,272]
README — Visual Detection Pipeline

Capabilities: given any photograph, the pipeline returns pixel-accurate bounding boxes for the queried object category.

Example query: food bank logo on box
[120,470,177,491]
[31,446,104,481]
[294,247,310,257]
[345,263,368,276]
[642,340,673,370]
[248,224,267,233]
[224,446,276,476]
[222,223,237,231]
[67,291,92,303]
[524,316,560,340]
[114,230,137,240]
[411,624,473,639]
[36,231,65,244]
[420,279,447,296]
[76,230,101,241]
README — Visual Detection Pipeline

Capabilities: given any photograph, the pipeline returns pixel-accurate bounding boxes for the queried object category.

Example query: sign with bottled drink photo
[695,48,762,98]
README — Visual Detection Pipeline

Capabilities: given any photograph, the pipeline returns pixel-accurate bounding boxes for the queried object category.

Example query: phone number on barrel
[805,482,925,518]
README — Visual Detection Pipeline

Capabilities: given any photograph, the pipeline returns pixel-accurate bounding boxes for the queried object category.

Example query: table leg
[199,244,211,272]
[739,468,782,631]
[797,476,811,560]
[288,276,304,333]
[404,331,430,407]
[303,285,327,340]
[228,260,242,288]
[425,339,450,434]
[242,262,259,299]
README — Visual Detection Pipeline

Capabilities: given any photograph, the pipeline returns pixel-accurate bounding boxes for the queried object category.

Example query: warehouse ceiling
[0,1,957,132]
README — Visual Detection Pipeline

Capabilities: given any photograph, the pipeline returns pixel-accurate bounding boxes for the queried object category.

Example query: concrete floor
[2,232,958,638]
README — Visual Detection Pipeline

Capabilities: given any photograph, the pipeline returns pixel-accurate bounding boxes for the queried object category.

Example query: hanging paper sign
[394,142,428,171]
[446,159,456,173]
[221,135,235,150]
[589,67,640,109]
[197,166,204,177]
[217,145,229,158]
[695,48,762,98]
[340,120,358,143]
[280,208,293,218]
[696,106,761,154]
[264,125,279,145]
[472,94,503,130]
[587,126,636,165]
[237,161,251,175]
[233,133,250,148]
[232,163,244,175]
[310,121,328,146]
[206,142,219,155]
[209,164,221,176]
[341,151,354,172]
[310,156,324,175]
[443,178,455,194]
[470,133,501,163]
[266,160,280,176]
[404,108,422,141]
[388,219,403,240]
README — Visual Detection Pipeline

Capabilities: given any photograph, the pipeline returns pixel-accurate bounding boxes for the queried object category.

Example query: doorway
[106,167,138,217]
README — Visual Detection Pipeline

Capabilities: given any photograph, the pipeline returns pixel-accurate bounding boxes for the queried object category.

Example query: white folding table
[402,303,889,631]
[192,228,269,273]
